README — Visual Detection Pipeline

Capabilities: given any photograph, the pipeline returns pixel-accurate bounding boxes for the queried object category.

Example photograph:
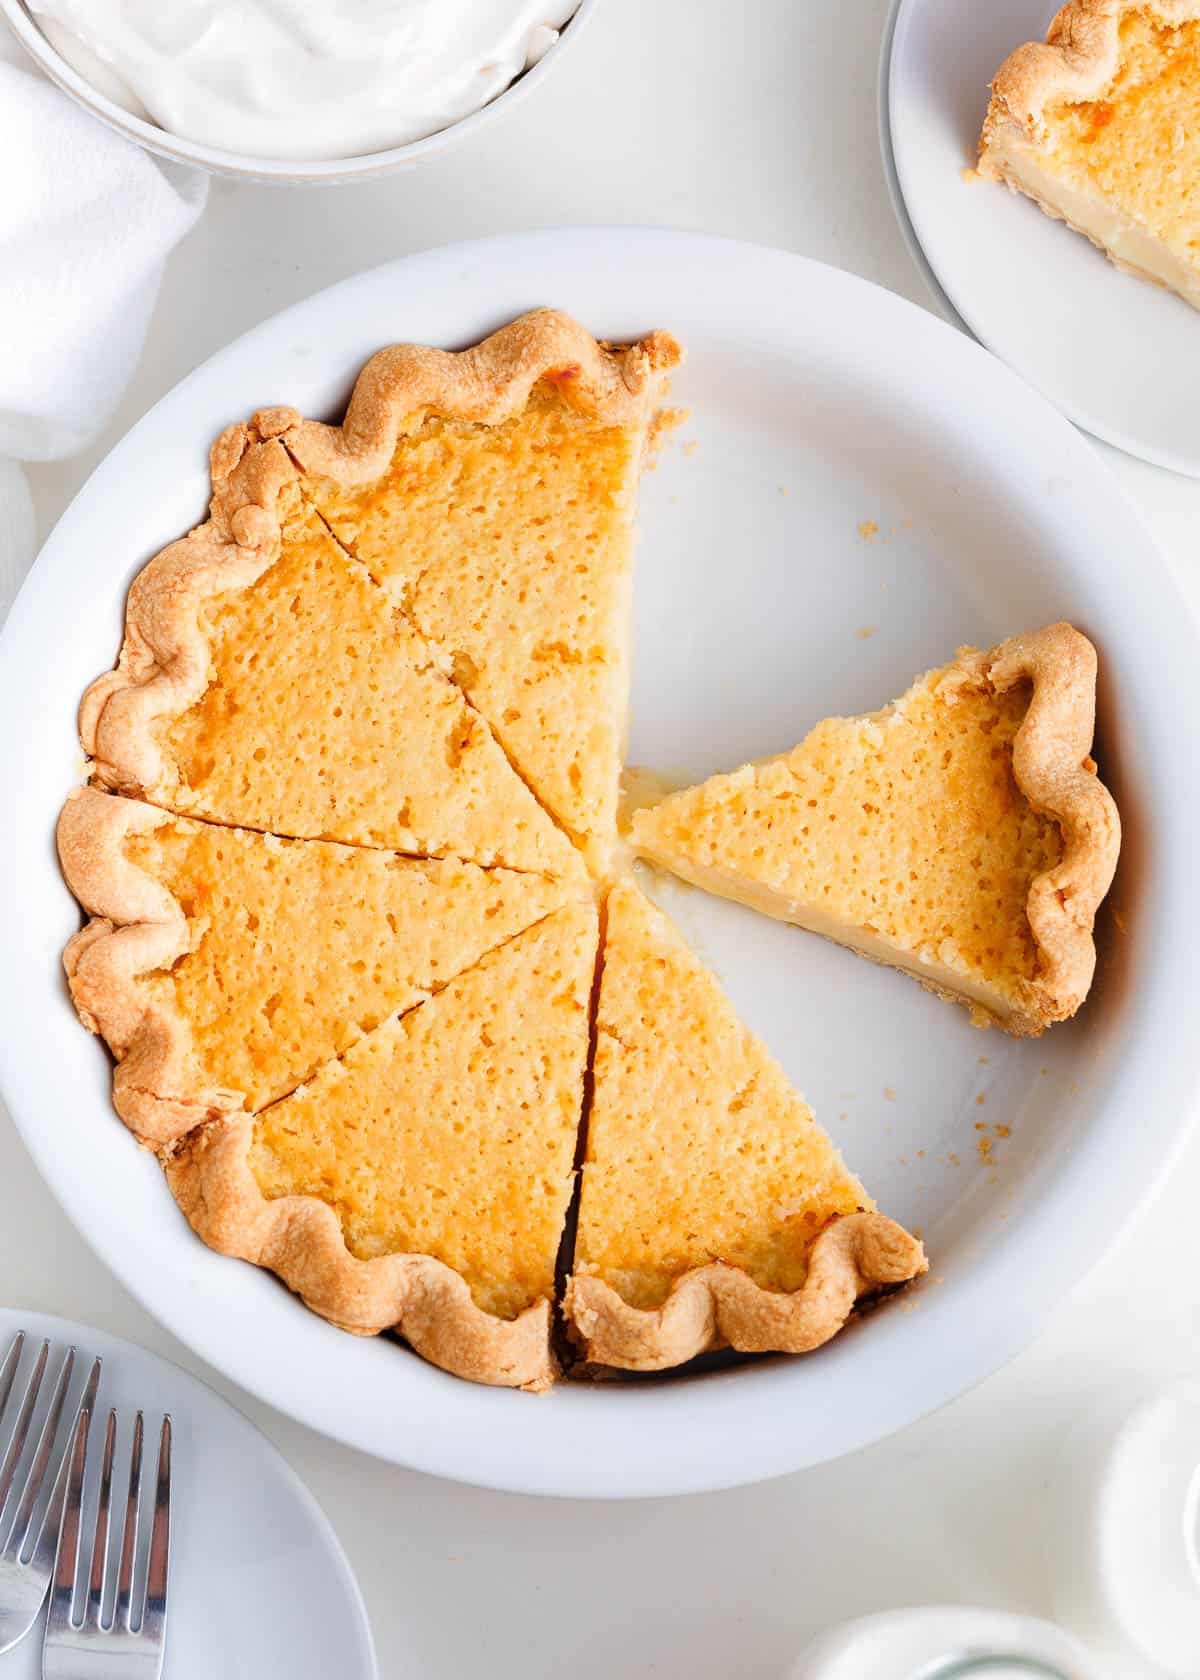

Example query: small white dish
[0,1307,376,1680]
[0,228,1197,1498]
[0,0,597,185]
[884,0,1200,477]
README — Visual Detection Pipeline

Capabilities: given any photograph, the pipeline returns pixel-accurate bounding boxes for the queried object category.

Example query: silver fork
[0,1332,101,1656]
[45,1406,171,1680]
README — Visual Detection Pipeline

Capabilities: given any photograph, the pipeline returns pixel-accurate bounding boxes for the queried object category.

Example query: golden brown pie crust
[950,624,1121,1031]
[79,308,681,826]
[62,317,1122,1393]
[979,0,1200,149]
[165,1115,556,1391]
[58,788,238,1147]
[564,1212,926,1372]
[273,304,682,484]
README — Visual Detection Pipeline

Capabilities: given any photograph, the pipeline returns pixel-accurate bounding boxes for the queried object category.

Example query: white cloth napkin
[0,28,207,610]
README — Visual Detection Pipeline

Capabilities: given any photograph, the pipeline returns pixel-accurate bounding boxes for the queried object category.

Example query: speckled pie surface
[59,310,1117,1391]
[979,2,1200,312]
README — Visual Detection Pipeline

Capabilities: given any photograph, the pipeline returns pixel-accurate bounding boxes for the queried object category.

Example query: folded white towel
[0,28,207,609]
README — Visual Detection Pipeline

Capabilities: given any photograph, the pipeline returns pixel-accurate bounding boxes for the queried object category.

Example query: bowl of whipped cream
[1,0,594,182]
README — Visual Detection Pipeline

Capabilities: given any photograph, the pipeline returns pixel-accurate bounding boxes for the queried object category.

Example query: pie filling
[122,815,570,1112]
[301,391,650,870]
[986,139,1200,308]
[573,883,876,1313]
[626,847,1025,1024]
[160,496,579,878]
[631,677,1062,1028]
[981,10,1200,308]
[247,903,597,1321]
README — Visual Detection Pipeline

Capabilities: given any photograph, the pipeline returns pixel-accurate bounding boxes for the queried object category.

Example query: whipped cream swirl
[33,0,580,161]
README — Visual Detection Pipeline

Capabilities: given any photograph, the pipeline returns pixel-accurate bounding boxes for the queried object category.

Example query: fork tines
[0,1331,101,1657]
[46,1405,171,1677]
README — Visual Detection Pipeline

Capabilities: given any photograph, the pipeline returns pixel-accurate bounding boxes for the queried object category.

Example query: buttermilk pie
[979,1,1200,310]
[168,903,596,1391]
[58,787,571,1147]
[564,882,926,1372]
[631,626,1120,1036]
[61,310,1119,1392]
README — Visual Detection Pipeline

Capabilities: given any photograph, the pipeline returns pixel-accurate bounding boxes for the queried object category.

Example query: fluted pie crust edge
[564,1213,928,1373]
[58,787,242,1147]
[979,0,1200,148]
[954,624,1120,1032]
[78,308,682,807]
[165,1114,557,1391]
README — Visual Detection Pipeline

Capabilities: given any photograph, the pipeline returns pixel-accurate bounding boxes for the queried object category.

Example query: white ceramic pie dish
[882,0,1200,478]
[0,0,597,184]
[0,229,1195,1498]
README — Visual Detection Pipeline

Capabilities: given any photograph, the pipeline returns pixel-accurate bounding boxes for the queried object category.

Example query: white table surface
[8,2,1200,1674]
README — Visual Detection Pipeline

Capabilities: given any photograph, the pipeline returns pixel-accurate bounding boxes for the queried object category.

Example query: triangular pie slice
[270,309,682,873]
[58,788,574,1146]
[978,2,1200,311]
[167,901,598,1390]
[564,883,924,1372]
[631,625,1120,1036]
[80,440,581,881]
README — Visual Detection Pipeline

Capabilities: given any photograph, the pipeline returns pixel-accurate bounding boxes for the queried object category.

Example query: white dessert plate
[0,1307,376,1679]
[884,0,1200,477]
[0,229,1195,1499]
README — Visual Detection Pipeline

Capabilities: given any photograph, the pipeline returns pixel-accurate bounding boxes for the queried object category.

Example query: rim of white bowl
[0,0,599,184]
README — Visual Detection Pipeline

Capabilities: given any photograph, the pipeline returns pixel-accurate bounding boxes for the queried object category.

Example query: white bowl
[0,0,598,184]
[0,229,1196,1498]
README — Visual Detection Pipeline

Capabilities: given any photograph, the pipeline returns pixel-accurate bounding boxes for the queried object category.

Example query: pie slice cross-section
[631,625,1120,1035]
[978,1,1200,311]
[564,882,925,1372]
[59,788,574,1146]
[279,308,682,873]
[167,899,599,1390]
[80,447,581,881]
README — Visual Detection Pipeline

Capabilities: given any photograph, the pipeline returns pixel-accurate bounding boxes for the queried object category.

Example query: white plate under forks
[0,1309,375,1680]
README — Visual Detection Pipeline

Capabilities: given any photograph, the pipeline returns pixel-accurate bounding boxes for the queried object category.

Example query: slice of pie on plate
[80,450,581,881]
[271,308,682,873]
[563,882,925,1373]
[166,900,598,1390]
[630,624,1120,1036]
[979,1,1200,310]
[57,787,573,1145]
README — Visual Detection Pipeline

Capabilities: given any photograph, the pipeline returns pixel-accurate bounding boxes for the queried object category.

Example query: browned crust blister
[952,623,1121,1033]
[165,1116,556,1391]
[563,1214,927,1373]
[58,787,243,1147]
[979,0,1200,156]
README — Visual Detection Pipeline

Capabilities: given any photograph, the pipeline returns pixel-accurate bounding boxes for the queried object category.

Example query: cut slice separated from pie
[630,625,1120,1036]
[58,788,574,1145]
[166,899,598,1391]
[80,448,582,881]
[268,308,682,873]
[978,1,1200,310]
[564,882,925,1372]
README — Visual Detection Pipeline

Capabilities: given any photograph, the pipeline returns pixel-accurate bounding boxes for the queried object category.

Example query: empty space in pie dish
[0,231,1190,1496]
